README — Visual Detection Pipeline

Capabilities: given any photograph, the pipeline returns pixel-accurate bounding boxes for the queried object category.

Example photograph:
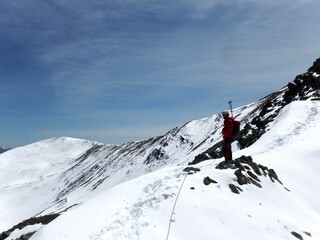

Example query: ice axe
[228,100,233,117]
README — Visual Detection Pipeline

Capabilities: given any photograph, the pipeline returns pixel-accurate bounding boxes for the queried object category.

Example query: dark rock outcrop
[0,214,60,240]
[203,176,218,185]
[215,155,283,194]
[291,231,304,240]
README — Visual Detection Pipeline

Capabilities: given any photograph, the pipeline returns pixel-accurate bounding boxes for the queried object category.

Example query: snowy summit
[0,58,320,240]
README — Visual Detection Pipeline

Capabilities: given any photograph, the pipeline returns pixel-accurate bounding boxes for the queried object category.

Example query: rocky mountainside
[0,58,319,239]
[191,57,320,163]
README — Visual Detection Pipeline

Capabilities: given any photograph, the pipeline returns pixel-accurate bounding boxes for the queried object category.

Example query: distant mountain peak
[0,147,11,154]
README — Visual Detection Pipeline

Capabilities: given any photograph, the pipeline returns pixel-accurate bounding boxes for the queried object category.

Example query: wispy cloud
[0,109,31,115]
[1,0,320,146]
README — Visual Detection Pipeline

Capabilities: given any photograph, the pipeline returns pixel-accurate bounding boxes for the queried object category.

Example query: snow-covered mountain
[0,58,319,240]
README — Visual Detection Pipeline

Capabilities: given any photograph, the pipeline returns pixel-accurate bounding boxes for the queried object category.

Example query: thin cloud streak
[0,109,31,115]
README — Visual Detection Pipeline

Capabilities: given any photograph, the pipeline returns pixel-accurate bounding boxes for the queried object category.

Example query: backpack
[232,119,240,138]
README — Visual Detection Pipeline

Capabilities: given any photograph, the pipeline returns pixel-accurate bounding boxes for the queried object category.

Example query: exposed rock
[203,176,218,185]
[268,169,283,184]
[250,163,262,176]
[303,231,312,237]
[0,214,60,240]
[249,177,262,188]
[247,171,260,182]
[234,169,251,185]
[215,160,236,170]
[183,167,201,175]
[291,231,304,240]
[234,160,245,171]
[229,184,242,194]
[237,155,253,164]
[0,232,9,240]
[307,58,320,73]
[144,148,169,165]
[214,155,283,194]
[17,232,36,240]
[189,141,223,165]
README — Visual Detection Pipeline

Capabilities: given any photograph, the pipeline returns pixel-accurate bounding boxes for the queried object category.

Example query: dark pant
[223,138,233,161]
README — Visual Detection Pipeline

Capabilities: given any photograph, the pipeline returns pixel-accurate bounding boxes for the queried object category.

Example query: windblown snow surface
[0,101,319,240]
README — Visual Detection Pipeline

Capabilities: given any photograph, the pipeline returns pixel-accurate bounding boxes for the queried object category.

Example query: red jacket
[222,117,234,139]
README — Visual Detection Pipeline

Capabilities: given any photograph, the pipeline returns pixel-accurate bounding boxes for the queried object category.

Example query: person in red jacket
[221,111,234,161]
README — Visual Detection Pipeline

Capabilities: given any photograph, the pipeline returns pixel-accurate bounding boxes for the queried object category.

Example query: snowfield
[0,138,99,230]
[0,101,320,240]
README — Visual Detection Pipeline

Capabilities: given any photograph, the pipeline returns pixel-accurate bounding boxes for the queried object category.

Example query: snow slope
[30,102,320,240]
[1,101,319,240]
[1,57,319,240]
[0,137,100,231]
[0,102,258,234]
[240,101,320,214]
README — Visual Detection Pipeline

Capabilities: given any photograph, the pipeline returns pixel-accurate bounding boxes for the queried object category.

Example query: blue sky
[1,0,320,147]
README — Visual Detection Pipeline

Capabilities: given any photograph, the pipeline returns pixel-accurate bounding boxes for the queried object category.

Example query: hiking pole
[228,100,233,117]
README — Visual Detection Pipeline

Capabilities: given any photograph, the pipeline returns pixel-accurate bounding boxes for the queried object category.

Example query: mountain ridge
[0,58,319,239]
[3,98,319,239]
